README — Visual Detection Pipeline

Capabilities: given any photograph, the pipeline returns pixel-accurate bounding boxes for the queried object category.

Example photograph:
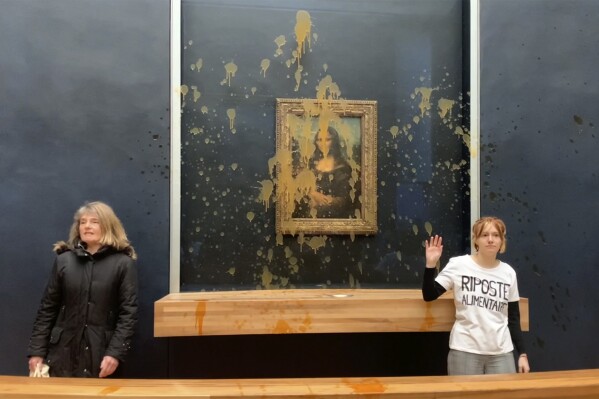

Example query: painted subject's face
[315,130,333,156]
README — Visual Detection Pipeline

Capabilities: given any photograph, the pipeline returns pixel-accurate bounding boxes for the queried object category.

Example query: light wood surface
[154,289,529,336]
[2,369,599,398]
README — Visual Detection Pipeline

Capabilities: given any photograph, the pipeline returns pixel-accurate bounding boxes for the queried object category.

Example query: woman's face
[474,222,502,256]
[79,212,102,248]
[315,130,333,156]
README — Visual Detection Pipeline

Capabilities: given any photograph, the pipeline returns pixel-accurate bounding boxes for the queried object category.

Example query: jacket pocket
[49,327,63,345]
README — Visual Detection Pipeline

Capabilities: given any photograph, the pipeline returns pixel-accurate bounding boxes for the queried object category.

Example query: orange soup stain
[342,378,387,394]
[273,320,293,334]
[99,386,120,395]
[196,301,207,335]
[420,303,435,331]
[298,314,313,332]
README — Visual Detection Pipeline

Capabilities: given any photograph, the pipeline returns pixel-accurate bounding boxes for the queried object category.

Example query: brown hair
[472,216,507,253]
[56,201,137,259]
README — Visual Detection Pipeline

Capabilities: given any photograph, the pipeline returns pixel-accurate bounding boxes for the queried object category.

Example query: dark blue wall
[480,0,599,371]
[0,0,171,377]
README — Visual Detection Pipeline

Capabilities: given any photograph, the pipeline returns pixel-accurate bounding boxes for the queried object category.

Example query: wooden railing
[154,289,529,336]
[2,369,599,398]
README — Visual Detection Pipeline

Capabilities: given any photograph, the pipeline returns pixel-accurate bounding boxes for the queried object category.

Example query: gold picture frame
[275,98,377,235]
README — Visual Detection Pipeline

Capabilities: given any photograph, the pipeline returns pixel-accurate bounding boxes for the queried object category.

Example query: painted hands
[309,190,333,207]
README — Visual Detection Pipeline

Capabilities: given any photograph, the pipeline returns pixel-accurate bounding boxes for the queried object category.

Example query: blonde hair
[59,201,137,260]
[472,216,507,254]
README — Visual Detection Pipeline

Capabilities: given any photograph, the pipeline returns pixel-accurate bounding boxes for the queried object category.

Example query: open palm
[425,235,443,267]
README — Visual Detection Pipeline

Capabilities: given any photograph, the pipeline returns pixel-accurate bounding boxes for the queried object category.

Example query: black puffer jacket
[28,243,138,377]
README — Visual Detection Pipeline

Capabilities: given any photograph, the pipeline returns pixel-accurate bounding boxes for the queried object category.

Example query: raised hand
[425,235,443,268]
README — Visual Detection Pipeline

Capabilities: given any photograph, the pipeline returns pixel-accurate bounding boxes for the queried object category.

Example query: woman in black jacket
[28,201,138,378]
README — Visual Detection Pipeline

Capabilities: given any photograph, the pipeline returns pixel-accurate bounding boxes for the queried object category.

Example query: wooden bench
[2,369,599,398]
[154,289,529,336]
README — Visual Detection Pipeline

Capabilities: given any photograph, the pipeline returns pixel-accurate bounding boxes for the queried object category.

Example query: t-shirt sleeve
[434,257,457,291]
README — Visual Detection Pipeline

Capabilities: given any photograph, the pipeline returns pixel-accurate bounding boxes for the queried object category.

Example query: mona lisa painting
[275,98,377,235]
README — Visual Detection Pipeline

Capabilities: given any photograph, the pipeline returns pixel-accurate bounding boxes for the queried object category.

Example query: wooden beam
[154,289,529,337]
[2,369,599,398]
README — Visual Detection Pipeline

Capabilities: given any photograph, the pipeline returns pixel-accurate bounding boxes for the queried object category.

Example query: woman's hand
[99,355,119,378]
[518,354,530,373]
[425,235,443,268]
[28,356,44,373]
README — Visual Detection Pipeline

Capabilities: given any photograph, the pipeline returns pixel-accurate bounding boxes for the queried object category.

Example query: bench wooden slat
[2,369,599,398]
[154,289,529,336]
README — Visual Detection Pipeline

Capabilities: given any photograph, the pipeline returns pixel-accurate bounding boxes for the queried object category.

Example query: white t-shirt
[435,254,520,355]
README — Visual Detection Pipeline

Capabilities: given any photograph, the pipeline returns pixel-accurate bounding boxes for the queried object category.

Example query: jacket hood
[53,240,136,259]
[53,241,72,255]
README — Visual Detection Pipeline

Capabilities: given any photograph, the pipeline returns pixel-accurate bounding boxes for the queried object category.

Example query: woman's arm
[28,259,63,361]
[104,258,138,365]
[508,300,530,373]
[422,267,447,301]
